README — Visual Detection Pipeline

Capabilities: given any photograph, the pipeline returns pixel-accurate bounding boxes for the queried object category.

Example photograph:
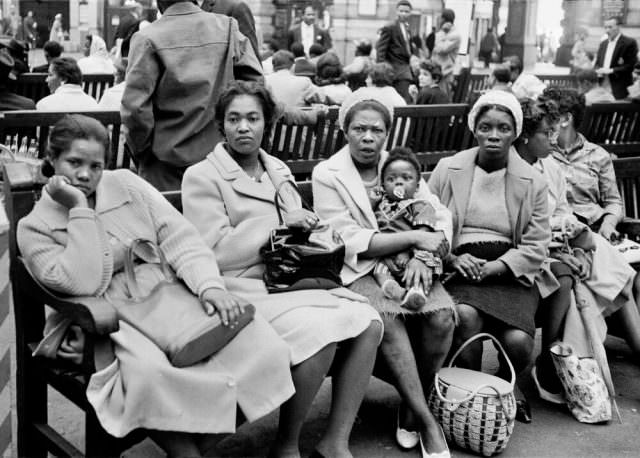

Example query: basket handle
[447,332,516,387]
[124,239,174,300]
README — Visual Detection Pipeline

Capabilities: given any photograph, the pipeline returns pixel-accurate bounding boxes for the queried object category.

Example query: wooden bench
[580,102,640,157]
[6,73,115,103]
[0,110,127,170]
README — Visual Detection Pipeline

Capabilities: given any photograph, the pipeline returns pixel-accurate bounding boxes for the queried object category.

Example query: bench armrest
[618,217,640,242]
[16,257,118,335]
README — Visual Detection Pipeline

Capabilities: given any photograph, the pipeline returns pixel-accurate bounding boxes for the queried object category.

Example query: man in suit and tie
[287,6,332,56]
[595,16,638,100]
[198,0,260,62]
[376,0,417,103]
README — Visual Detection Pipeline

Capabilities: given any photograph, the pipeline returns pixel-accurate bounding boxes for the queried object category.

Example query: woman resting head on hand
[182,81,383,458]
[18,114,297,458]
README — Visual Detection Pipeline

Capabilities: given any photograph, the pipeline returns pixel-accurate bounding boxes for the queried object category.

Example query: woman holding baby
[312,96,455,458]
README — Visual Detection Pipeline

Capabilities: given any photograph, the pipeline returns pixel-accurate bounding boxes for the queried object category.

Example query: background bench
[6,73,115,104]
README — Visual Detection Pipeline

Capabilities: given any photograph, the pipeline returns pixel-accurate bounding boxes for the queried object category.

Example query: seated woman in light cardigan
[312,97,455,457]
[17,115,296,457]
[181,81,382,458]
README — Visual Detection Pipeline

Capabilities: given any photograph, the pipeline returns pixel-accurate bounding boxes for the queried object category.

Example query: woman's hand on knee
[450,253,486,281]
[201,288,248,326]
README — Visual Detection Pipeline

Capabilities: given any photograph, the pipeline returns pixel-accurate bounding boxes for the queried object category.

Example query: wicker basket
[428,333,517,457]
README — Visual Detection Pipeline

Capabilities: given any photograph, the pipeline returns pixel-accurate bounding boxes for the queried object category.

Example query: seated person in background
[77,34,116,75]
[490,65,513,92]
[627,62,640,100]
[410,60,449,104]
[98,58,127,110]
[575,68,615,105]
[290,41,316,79]
[264,50,317,108]
[309,52,352,105]
[343,38,373,91]
[260,39,279,75]
[4,39,28,75]
[0,48,35,110]
[36,57,99,111]
[374,147,444,309]
[308,43,326,65]
[32,40,63,73]
[505,54,547,100]
[344,62,406,109]
[17,114,297,458]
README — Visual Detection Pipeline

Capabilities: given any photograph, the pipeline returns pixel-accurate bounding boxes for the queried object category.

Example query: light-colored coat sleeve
[182,163,273,273]
[312,164,377,275]
[498,178,550,285]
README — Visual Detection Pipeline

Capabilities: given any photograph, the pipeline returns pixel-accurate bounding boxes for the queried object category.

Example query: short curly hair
[215,81,279,141]
[381,146,421,180]
[315,52,345,86]
[419,60,443,84]
[540,86,586,129]
[518,98,560,140]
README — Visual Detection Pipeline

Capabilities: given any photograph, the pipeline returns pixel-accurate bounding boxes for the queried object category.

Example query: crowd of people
[4,1,640,457]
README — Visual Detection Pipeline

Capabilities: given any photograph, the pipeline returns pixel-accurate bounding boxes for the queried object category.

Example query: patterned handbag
[428,333,517,457]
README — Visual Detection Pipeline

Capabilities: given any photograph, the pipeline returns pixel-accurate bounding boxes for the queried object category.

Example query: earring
[523,138,528,144]
[560,121,569,127]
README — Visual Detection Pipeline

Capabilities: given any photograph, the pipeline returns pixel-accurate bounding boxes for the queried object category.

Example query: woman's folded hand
[450,253,486,281]
[411,231,449,258]
[201,288,249,327]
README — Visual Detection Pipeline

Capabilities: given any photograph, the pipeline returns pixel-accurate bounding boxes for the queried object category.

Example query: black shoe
[515,399,532,423]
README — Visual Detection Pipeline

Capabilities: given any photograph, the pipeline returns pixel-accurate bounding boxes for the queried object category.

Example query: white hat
[467,90,523,137]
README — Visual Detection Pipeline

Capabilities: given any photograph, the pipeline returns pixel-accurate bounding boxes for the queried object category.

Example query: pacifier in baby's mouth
[393,186,406,199]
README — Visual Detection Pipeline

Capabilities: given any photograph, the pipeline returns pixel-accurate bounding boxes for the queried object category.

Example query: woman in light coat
[17,115,296,457]
[428,90,551,423]
[312,96,455,457]
[182,81,382,458]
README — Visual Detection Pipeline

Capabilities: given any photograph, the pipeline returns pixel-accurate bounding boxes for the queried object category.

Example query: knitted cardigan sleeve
[17,205,114,296]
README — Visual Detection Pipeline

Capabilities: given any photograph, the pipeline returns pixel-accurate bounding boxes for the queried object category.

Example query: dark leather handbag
[110,239,255,367]
[260,180,345,293]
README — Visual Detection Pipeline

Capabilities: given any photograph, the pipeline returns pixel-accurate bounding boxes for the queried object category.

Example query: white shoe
[419,426,451,458]
[531,365,565,405]
[395,408,419,449]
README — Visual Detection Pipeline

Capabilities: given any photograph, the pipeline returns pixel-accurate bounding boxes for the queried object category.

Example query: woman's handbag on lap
[109,239,255,367]
[428,333,517,457]
[261,180,345,293]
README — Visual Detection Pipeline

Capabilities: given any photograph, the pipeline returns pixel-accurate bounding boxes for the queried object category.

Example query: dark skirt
[445,242,539,336]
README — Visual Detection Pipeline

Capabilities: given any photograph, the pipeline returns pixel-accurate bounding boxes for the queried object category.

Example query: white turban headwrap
[337,88,395,132]
[467,90,523,137]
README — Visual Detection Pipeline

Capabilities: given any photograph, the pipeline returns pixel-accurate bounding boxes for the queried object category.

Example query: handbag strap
[273,179,314,226]
[124,239,174,300]
[448,332,516,386]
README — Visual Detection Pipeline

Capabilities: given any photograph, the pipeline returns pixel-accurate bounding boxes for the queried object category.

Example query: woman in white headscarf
[77,34,116,75]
